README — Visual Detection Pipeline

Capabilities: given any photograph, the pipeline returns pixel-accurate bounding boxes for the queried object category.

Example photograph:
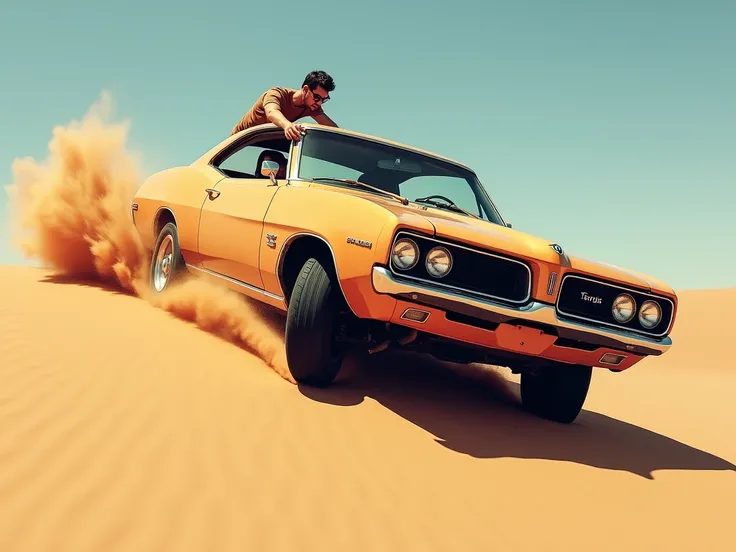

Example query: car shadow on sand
[36,273,735,480]
[297,349,736,480]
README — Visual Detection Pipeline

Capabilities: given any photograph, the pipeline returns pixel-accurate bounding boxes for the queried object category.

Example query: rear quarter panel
[133,165,223,265]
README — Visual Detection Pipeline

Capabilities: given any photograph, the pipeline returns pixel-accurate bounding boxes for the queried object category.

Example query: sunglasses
[310,90,330,103]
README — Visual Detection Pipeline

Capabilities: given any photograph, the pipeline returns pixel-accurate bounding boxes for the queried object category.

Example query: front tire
[520,363,592,424]
[150,222,186,293]
[284,257,345,387]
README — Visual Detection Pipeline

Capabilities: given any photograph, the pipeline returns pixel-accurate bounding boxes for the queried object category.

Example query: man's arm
[264,102,303,141]
[311,112,338,127]
[264,102,292,130]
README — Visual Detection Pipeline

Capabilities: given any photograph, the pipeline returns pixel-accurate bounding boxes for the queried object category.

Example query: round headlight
[391,238,419,270]
[639,300,662,329]
[611,293,636,323]
[425,246,452,278]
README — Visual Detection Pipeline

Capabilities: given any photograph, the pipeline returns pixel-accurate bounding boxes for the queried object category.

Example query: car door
[197,131,291,290]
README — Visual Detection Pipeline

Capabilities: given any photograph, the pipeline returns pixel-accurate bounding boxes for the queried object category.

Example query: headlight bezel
[391,237,419,271]
[611,293,636,324]
[638,299,663,329]
[425,246,453,278]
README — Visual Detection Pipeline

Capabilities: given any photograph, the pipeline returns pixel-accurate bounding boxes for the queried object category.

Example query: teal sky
[1,0,734,291]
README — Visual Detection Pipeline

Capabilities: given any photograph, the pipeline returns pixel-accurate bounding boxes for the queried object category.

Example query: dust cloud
[5,91,147,294]
[4,91,294,383]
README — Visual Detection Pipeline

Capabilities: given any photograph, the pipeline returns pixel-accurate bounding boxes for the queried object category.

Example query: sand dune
[0,265,734,552]
[2,92,733,550]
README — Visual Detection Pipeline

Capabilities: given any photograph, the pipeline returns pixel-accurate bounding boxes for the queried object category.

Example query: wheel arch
[277,232,351,311]
[153,206,178,237]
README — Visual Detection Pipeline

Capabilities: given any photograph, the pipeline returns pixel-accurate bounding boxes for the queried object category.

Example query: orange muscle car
[131,123,678,423]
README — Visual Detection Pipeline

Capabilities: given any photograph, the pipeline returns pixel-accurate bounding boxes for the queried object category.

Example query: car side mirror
[260,160,280,185]
[505,221,513,228]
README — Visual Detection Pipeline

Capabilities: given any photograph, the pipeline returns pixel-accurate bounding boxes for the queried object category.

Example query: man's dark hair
[303,70,335,92]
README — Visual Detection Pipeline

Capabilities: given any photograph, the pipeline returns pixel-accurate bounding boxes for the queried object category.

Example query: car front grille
[556,274,674,337]
[389,231,532,305]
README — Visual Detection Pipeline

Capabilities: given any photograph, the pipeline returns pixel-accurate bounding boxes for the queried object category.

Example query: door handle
[205,188,220,200]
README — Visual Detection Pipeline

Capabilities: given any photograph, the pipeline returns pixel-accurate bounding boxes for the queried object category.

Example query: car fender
[258,183,433,319]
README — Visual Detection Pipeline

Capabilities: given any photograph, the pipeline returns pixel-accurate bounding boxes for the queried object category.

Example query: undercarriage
[333,312,576,377]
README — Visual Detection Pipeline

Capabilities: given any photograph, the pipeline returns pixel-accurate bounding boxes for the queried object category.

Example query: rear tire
[520,363,592,424]
[284,257,345,387]
[150,222,186,293]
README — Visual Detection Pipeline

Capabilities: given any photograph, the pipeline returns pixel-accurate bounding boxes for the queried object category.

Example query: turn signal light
[401,308,430,323]
[599,353,627,366]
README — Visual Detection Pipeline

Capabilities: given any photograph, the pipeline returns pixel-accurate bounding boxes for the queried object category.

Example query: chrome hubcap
[153,235,174,292]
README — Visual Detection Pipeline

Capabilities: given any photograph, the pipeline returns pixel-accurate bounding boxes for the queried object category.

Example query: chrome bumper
[371,266,672,355]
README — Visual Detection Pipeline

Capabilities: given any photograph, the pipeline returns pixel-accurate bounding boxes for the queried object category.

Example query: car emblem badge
[580,291,603,304]
[266,233,277,248]
[346,237,372,249]
[549,243,563,255]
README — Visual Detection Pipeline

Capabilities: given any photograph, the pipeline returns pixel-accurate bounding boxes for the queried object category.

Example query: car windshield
[296,129,506,225]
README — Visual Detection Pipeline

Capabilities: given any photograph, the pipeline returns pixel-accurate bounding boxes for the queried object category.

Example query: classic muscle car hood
[372,198,565,261]
[364,195,673,294]
[561,256,676,295]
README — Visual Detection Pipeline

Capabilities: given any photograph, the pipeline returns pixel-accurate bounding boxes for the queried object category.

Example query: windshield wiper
[413,195,480,219]
[307,177,409,205]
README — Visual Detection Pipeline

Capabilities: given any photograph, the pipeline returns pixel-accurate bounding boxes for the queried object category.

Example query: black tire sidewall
[520,364,592,424]
[284,257,344,386]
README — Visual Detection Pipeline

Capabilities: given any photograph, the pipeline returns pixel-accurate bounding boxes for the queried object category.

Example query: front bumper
[371,266,672,357]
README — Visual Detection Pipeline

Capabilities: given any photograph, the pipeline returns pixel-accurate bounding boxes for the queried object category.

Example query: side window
[398,176,483,217]
[218,137,290,179]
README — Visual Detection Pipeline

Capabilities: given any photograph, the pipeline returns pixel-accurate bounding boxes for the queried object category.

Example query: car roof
[193,123,476,174]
